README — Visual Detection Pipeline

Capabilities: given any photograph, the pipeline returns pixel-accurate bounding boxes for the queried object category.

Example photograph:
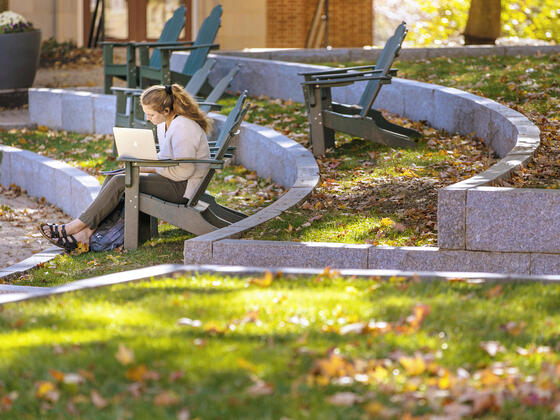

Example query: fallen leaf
[249,271,274,287]
[115,343,134,365]
[154,390,179,406]
[246,380,274,396]
[480,341,505,357]
[326,391,362,406]
[177,408,191,420]
[125,365,148,382]
[90,390,108,408]
[399,355,426,376]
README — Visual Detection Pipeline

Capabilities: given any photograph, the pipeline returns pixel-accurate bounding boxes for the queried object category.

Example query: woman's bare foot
[72,227,95,245]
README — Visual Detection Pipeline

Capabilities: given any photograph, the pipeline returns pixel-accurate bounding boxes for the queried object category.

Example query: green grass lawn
[1,272,560,419]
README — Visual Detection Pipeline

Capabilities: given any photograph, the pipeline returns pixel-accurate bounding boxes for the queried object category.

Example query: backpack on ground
[89,200,125,252]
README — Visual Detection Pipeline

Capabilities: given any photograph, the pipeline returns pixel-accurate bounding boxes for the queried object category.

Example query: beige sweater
[156,116,211,199]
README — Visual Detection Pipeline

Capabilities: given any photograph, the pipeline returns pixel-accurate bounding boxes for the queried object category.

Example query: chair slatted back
[149,5,187,69]
[189,92,249,207]
[357,22,407,117]
[199,64,241,112]
[185,58,216,96]
[182,5,222,77]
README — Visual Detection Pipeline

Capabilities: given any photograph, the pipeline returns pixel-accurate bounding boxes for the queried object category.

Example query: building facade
[7,0,373,49]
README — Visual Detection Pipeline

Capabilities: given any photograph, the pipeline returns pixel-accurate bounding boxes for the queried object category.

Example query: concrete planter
[0,30,41,89]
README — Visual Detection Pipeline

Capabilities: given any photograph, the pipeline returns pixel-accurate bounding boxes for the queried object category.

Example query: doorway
[84,0,192,45]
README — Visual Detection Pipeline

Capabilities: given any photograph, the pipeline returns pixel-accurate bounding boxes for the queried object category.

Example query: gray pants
[79,173,188,229]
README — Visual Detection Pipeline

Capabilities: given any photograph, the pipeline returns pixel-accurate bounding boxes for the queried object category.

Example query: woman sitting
[39,83,212,251]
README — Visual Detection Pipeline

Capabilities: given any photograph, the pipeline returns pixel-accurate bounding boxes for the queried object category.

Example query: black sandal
[54,234,79,252]
[38,223,67,240]
[38,224,78,251]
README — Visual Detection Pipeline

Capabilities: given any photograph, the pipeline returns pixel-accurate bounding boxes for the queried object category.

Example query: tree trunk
[0,0,9,13]
[464,0,501,45]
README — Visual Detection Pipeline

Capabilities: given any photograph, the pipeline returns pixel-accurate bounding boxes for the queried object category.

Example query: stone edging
[217,44,560,63]
[0,247,63,282]
[2,262,560,304]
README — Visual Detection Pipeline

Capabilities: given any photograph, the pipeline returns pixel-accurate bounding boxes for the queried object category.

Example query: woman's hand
[140,167,156,173]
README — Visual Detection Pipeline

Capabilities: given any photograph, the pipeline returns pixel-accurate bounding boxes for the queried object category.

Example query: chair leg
[368,109,422,139]
[305,85,335,157]
[124,165,140,250]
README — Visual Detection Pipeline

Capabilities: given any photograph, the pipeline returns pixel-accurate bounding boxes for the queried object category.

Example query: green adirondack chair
[101,5,187,94]
[119,91,250,250]
[137,5,222,91]
[300,22,421,156]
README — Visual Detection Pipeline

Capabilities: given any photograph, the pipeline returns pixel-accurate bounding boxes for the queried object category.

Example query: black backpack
[89,200,125,252]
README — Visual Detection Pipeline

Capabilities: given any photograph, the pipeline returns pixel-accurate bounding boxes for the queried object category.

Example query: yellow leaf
[125,365,148,382]
[36,381,56,398]
[380,218,394,228]
[49,369,65,382]
[249,271,274,287]
[115,343,134,365]
[237,358,258,373]
[399,356,426,376]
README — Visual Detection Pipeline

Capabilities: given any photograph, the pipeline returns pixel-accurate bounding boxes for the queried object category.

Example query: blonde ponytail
[140,83,213,133]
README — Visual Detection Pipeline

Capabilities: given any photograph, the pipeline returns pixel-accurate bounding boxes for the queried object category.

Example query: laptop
[112,127,158,160]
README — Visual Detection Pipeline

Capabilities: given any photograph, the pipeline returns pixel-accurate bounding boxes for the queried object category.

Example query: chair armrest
[298,64,377,77]
[306,68,397,81]
[110,87,144,95]
[157,43,219,52]
[132,40,195,47]
[99,41,134,47]
[301,74,392,87]
[197,101,222,110]
[119,158,225,168]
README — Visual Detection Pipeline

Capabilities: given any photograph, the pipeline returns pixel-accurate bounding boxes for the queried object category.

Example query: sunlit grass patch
[1,273,560,419]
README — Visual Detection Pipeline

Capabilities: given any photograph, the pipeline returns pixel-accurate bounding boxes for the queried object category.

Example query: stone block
[34,157,59,205]
[0,145,13,187]
[212,239,370,269]
[530,254,560,276]
[71,172,101,218]
[61,91,94,133]
[93,93,117,135]
[28,88,63,129]
[52,164,77,217]
[400,79,436,123]
[466,187,560,253]
[432,88,478,135]
[437,187,466,250]
[183,238,213,265]
[349,48,383,62]
[9,149,35,194]
[25,153,52,199]
[292,165,320,189]
[375,81,405,116]
[471,101,520,157]
[368,246,531,274]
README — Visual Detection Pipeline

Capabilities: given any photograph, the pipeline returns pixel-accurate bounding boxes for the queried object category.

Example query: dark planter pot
[0,29,41,89]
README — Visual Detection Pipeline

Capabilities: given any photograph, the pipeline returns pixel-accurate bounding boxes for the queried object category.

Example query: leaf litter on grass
[230,95,498,246]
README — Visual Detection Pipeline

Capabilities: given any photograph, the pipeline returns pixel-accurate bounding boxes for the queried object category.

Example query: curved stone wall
[22,50,559,273]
